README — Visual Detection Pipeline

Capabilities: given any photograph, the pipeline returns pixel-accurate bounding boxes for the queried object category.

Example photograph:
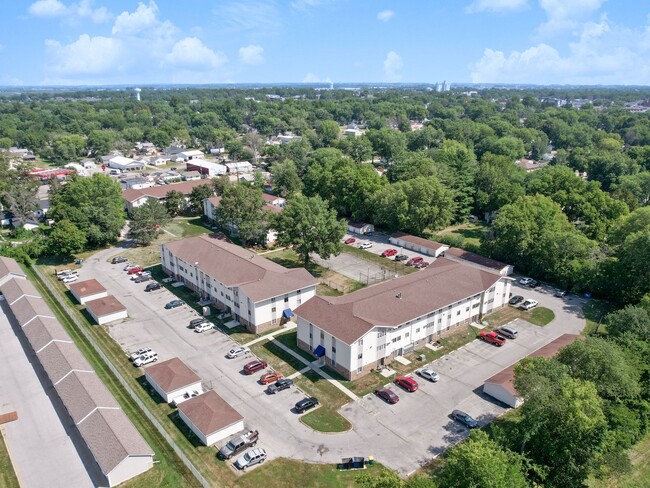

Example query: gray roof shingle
[22,316,71,353]
[36,341,94,385]
[55,371,121,424]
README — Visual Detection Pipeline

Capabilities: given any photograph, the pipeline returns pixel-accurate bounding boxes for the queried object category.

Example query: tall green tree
[4,178,39,225]
[128,198,171,246]
[271,159,303,197]
[432,140,478,221]
[216,184,267,245]
[272,195,346,266]
[188,184,213,215]
[164,190,186,217]
[47,219,87,256]
[317,120,340,146]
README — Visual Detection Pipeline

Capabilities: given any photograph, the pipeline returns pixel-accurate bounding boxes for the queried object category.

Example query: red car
[344,237,356,245]
[395,376,419,392]
[127,267,144,275]
[381,249,398,258]
[243,360,268,375]
[259,371,283,385]
[374,387,400,404]
[479,331,506,347]
[406,257,424,266]
[414,261,429,269]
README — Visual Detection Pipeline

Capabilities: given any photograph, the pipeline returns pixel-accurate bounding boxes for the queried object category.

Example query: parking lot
[78,247,586,476]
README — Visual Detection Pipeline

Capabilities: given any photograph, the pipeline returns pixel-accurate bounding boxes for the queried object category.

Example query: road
[78,247,586,476]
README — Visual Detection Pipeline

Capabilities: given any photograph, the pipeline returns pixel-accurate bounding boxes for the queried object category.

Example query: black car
[268,378,294,394]
[528,280,539,288]
[394,254,409,262]
[295,397,319,413]
[451,409,478,429]
[144,282,162,292]
[165,300,184,309]
[134,275,151,283]
[509,295,524,305]
[188,317,208,329]
[112,256,128,264]
[554,289,567,298]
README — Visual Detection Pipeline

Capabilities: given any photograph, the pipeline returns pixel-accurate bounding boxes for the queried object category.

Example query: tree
[164,190,186,217]
[273,195,346,266]
[87,130,115,156]
[606,306,650,342]
[367,128,407,163]
[356,467,404,488]
[610,230,650,304]
[4,178,38,225]
[51,134,87,163]
[245,131,265,165]
[474,153,525,216]
[216,184,267,245]
[47,219,86,256]
[48,174,125,247]
[437,431,530,488]
[271,159,303,197]
[433,140,478,221]
[211,175,231,196]
[188,184,213,215]
[317,120,340,146]
[127,198,171,246]
[340,136,373,163]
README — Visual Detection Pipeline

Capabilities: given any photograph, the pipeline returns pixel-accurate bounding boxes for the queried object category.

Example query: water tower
[134,87,141,101]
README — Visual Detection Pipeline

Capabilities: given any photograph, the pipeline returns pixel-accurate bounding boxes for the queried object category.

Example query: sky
[0,0,648,86]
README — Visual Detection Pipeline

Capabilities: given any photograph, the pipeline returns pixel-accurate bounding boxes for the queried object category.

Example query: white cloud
[291,0,337,11]
[239,44,264,65]
[537,0,607,35]
[45,34,122,74]
[76,0,111,23]
[166,37,227,69]
[465,0,528,14]
[377,10,395,22]
[112,1,160,36]
[383,51,403,82]
[302,73,331,83]
[28,0,111,23]
[471,16,650,85]
[29,0,66,17]
[214,1,282,34]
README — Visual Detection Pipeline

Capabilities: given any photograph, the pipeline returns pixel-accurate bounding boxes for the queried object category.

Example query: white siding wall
[145,375,203,404]
[92,310,128,325]
[76,291,108,305]
[106,456,154,487]
[483,383,521,408]
[205,420,245,446]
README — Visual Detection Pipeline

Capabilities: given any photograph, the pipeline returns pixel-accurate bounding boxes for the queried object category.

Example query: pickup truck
[218,430,259,460]
[479,330,506,347]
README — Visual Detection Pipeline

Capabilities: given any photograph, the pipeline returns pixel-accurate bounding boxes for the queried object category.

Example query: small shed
[389,232,449,258]
[347,222,374,235]
[182,171,202,181]
[144,357,203,404]
[177,390,244,446]
[69,279,109,304]
[86,295,128,325]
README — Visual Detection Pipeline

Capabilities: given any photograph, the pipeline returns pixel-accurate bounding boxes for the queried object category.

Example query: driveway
[76,247,586,476]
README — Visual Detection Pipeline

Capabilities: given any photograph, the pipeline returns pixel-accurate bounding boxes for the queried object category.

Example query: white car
[519,277,533,286]
[416,368,440,382]
[134,351,158,367]
[234,448,267,470]
[358,242,373,249]
[62,275,79,283]
[519,299,539,310]
[194,322,213,333]
[129,347,152,361]
[124,264,139,271]
[226,346,251,359]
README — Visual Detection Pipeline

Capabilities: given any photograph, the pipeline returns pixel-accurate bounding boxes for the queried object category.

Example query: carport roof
[22,316,71,353]
[444,247,510,272]
[144,357,201,393]
[177,390,243,436]
[294,258,502,345]
[9,295,55,326]
[69,279,107,298]
[55,371,120,424]
[0,256,25,281]
[36,340,94,385]
[0,276,40,305]
[77,408,153,475]
[164,235,318,301]
[390,232,448,252]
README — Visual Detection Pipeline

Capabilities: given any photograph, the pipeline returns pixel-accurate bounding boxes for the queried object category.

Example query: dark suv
[145,282,161,292]
[112,256,128,264]
[267,378,294,394]
[394,254,408,262]
[295,397,319,413]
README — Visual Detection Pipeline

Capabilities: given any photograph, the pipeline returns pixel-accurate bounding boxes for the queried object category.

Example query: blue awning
[314,345,326,357]
[282,308,294,319]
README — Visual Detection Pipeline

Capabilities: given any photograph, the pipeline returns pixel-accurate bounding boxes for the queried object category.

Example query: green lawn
[163,217,213,239]
[432,222,487,250]
[251,339,310,377]
[484,306,555,327]
[341,246,417,276]
[295,371,352,433]
[528,307,555,326]
[0,433,20,488]
[583,300,615,336]
[589,432,650,488]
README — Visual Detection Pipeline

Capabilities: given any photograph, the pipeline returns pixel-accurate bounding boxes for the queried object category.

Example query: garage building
[443,247,514,276]
[347,222,374,235]
[85,295,128,325]
[69,279,109,304]
[0,256,26,286]
[389,232,449,258]
[483,334,581,408]
[177,390,244,446]
[144,357,203,404]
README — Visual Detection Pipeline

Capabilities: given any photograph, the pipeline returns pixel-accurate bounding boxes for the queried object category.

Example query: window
[284,295,289,303]
[465,306,470,312]
[487,298,494,304]
[416,328,420,333]
[457,311,461,316]
[320,331,324,340]
[438,318,442,323]
[271,297,276,303]
[405,332,410,338]
[358,353,363,359]
[272,319,277,324]
[332,346,337,353]
[297,298,302,305]
[472,303,480,309]
[272,307,276,313]
[357,367,363,373]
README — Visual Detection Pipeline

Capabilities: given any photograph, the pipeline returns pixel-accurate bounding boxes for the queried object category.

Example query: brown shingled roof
[55,371,120,424]
[391,232,447,252]
[37,341,94,385]
[10,295,55,326]
[123,179,210,203]
[69,279,107,298]
[444,247,510,272]
[0,256,25,281]
[22,316,71,353]
[85,295,127,317]
[294,258,502,344]
[0,277,40,305]
[163,235,317,302]
[145,357,201,394]
[77,409,153,475]
[177,390,243,436]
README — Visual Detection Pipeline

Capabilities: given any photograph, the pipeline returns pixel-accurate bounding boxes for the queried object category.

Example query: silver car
[416,368,440,382]
[234,447,267,470]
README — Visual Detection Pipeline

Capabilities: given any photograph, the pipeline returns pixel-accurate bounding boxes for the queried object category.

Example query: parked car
[129,346,152,361]
[145,282,162,292]
[527,279,539,288]
[243,360,268,375]
[479,330,506,346]
[227,346,251,359]
[395,375,419,392]
[131,270,151,280]
[267,378,294,394]
[509,295,524,305]
[194,322,213,333]
[218,430,259,460]
[62,275,79,283]
[519,299,539,310]
[416,368,440,382]
[164,299,185,309]
[496,326,518,339]
[451,409,479,429]
[259,371,282,385]
[554,289,567,298]
[123,263,138,271]
[112,256,128,264]
[394,254,409,262]
[133,351,158,367]
[295,397,319,413]
[55,269,72,277]
[234,447,267,470]
[414,261,429,269]
[358,242,373,249]
[406,257,424,266]
[381,249,398,258]
[374,387,399,404]
[127,267,144,275]
[58,271,78,280]
[519,277,533,286]
[344,237,356,245]
[134,275,151,283]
